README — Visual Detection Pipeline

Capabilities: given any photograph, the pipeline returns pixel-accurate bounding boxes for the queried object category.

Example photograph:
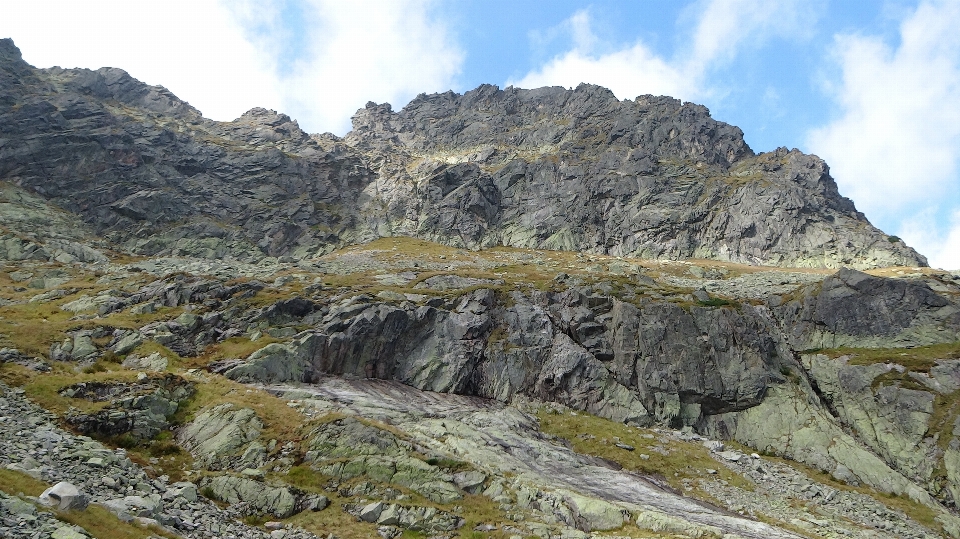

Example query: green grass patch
[536,408,754,494]
[820,342,960,373]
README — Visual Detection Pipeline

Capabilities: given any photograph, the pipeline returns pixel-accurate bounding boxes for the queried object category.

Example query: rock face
[201,475,327,519]
[220,286,787,428]
[0,38,923,268]
[61,374,195,441]
[347,86,923,269]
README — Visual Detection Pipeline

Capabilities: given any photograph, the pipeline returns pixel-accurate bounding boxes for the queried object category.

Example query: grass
[696,297,734,308]
[0,270,181,359]
[536,408,754,494]
[0,468,180,539]
[815,341,960,373]
[171,372,308,445]
[282,452,520,539]
[21,364,144,415]
[192,335,280,367]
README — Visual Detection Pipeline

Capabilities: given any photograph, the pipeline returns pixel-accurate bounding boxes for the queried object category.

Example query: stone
[360,501,384,523]
[452,470,487,494]
[241,468,265,479]
[377,504,401,526]
[51,527,88,539]
[112,332,143,355]
[0,494,36,516]
[704,440,725,452]
[204,475,302,518]
[70,334,97,359]
[130,302,156,315]
[176,404,263,467]
[717,451,742,462]
[39,482,88,511]
[174,312,200,331]
[636,510,722,537]
[121,352,168,372]
[563,492,624,531]
[164,481,198,502]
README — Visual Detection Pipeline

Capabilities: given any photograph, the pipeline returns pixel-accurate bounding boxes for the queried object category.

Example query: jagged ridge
[0,38,925,269]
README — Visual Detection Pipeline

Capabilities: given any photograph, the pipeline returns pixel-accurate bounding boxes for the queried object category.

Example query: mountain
[2,37,960,539]
[0,38,924,269]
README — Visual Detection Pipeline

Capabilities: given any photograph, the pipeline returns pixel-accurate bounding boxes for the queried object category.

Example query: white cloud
[1,0,463,134]
[269,0,464,134]
[509,0,812,102]
[1,0,284,122]
[806,1,960,218]
[509,33,695,101]
[899,210,960,270]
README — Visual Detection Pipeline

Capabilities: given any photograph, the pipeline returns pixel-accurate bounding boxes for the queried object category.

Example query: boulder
[121,352,168,372]
[51,527,88,539]
[177,403,262,468]
[203,475,325,519]
[39,482,88,511]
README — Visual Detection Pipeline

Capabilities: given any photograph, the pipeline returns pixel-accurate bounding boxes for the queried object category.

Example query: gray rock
[39,482,88,511]
[177,403,263,469]
[50,527,88,539]
[112,332,143,355]
[452,470,487,493]
[0,40,923,269]
[360,501,384,522]
[121,352,167,372]
[204,475,323,519]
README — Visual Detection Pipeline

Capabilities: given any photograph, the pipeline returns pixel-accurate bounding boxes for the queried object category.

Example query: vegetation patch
[821,342,960,373]
[536,408,754,494]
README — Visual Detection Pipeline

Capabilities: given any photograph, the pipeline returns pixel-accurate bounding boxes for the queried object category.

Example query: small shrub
[82,361,109,374]
[147,441,182,457]
[888,236,901,243]
[425,457,471,472]
[201,486,216,499]
[112,433,138,449]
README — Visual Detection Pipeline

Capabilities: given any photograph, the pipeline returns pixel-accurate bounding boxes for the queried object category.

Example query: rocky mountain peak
[0,38,928,268]
[346,83,752,170]
[0,37,23,63]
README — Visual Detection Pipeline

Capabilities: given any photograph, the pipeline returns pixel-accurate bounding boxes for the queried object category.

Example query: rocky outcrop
[775,268,960,349]
[201,475,328,519]
[350,501,463,533]
[61,374,195,441]
[220,286,789,428]
[303,418,466,503]
[0,383,326,539]
[176,403,264,470]
[0,38,923,269]
[345,85,923,268]
[787,353,960,509]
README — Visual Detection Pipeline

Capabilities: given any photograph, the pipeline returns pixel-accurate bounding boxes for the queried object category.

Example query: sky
[2,0,960,269]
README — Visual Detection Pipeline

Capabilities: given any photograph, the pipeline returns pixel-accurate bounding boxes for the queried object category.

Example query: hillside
[2,37,960,539]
